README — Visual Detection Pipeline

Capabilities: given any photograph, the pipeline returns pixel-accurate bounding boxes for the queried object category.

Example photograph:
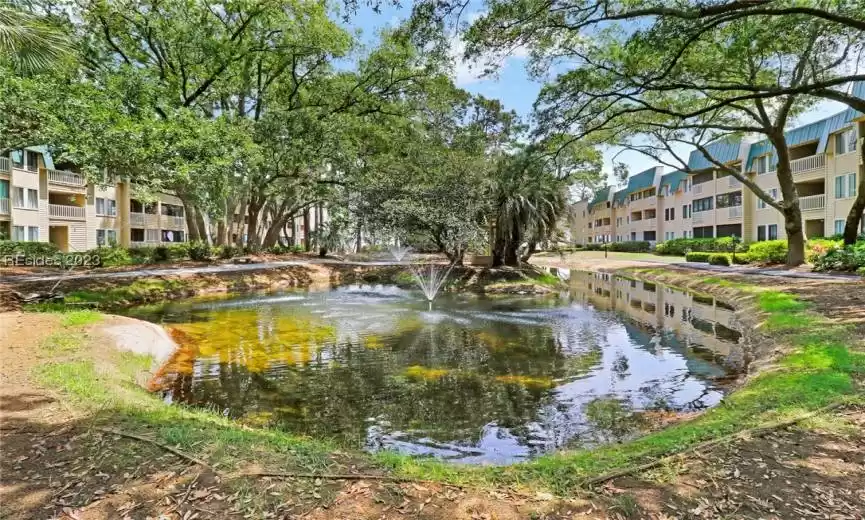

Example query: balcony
[45,168,86,188]
[693,212,707,224]
[727,176,742,189]
[0,157,9,173]
[693,183,704,195]
[162,215,185,228]
[728,206,743,219]
[49,204,85,220]
[0,198,9,215]
[790,154,825,175]
[130,212,146,226]
[799,194,825,211]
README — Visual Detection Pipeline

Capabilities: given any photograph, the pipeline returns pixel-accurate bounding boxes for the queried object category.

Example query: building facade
[570,107,865,245]
[1,147,188,252]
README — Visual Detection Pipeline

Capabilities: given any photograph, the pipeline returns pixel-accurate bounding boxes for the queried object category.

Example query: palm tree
[491,151,568,267]
[0,4,70,74]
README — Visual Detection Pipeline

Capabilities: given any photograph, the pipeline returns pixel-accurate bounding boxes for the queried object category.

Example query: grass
[27,272,865,497]
[535,250,685,264]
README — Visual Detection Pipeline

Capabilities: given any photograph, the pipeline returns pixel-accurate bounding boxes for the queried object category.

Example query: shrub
[708,253,731,266]
[608,241,650,253]
[812,241,865,272]
[747,240,787,264]
[127,246,156,264]
[731,253,751,265]
[152,246,170,262]
[217,244,241,259]
[87,246,133,267]
[186,241,212,261]
[268,244,288,255]
[165,243,189,260]
[685,251,711,262]
[0,241,60,256]
[806,238,842,263]
[655,238,747,256]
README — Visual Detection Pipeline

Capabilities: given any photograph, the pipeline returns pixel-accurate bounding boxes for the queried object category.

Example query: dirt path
[2,265,864,519]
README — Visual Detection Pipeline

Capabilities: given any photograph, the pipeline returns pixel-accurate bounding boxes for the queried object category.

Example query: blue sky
[342,3,847,183]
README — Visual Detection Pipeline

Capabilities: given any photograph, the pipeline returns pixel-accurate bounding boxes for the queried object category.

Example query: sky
[341,3,849,183]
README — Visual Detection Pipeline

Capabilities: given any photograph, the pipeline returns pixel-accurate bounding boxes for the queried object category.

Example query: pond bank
[2,263,863,519]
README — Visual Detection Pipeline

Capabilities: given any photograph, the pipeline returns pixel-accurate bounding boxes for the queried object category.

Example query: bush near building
[654,237,747,256]
[708,253,732,266]
[0,241,61,256]
[684,251,712,262]
[812,241,865,274]
[746,240,788,264]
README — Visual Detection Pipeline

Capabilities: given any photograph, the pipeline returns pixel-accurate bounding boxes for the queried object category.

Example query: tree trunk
[355,220,363,253]
[194,209,210,245]
[521,240,538,263]
[246,201,263,251]
[216,219,227,246]
[843,169,865,245]
[770,132,805,266]
[303,208,311,252]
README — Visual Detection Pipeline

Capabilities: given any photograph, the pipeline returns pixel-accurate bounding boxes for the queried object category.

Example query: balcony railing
[0,157,9,173]
[728,206,743,219]
[130,212,145,226]
[694,183,704,195]
[728,176,742,188]
[692,211,707,224]
[45,168,86,187]
[799,194,826,211]
[163,215,185,228]
[0,198,9,215]
[49,204,85,219]
[790,154,825,174]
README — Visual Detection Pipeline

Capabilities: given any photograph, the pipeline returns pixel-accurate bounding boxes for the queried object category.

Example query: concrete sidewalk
[670,261,860,281]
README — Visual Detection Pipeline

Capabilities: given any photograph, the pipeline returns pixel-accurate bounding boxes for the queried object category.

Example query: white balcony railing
[643,217,657,228]
[799,194,826,211]
[790,154,826,174]
[45,168,86,187]
[130,212,145,226]
[49,204,85,219]
[728,206,743,219]
[692,212,706,224]
[0,198,9,214]
[728,176,742,189]
[0,157,9,173]
[694,183,704,195]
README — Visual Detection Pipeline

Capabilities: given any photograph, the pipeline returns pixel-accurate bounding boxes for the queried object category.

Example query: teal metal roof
[660,170,687,193]
[627,167,656,192]
[746,82,864,170]
[613,188,629,205]
[27,145,55,170]
[688,138,742,171]
[589,186,611,210]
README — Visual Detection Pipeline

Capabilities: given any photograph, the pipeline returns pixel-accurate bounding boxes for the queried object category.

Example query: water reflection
[128,277,744,464]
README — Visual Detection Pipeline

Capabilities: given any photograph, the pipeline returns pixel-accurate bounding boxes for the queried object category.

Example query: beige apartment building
[571,106,865,245]
[1,147,188,252]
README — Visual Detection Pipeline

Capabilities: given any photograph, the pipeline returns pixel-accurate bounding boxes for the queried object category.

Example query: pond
[127,271,748,465]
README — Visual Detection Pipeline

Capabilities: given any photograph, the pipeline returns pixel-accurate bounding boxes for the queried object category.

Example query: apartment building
[570,106,865,245]
[1,147,188,252]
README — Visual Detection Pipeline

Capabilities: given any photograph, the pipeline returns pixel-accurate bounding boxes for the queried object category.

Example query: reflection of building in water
[569,271,745,365]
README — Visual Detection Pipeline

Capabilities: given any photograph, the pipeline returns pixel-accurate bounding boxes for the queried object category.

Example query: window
[835,219,845,235]
[684,178,691,193]
[26,150,39,172]
[692,196,713,212]
[643,231,656,241]
[12,225,25,241]
[162,230,184,243]
[669,207,674,221]
[757,225,766,241]
[835,127,857,155]
[96,229,117,246]
[693,171,714,185]
[144,203,158,215]
[834,173,857,199]
[96,198,105,215]
[768,224,778,240]
[630,232,636,241]
[145,229,160,242]
[11,150,23,169]
[754,155,772,175]
[12,187,24,208]
[716,191,743,208]
[26,189,37,209]
[161,203,184,217]
[757,188,778,209]
[27,226,38,241]
[682,205,690,219]
[693,226,714,238]
[716,224,742,238]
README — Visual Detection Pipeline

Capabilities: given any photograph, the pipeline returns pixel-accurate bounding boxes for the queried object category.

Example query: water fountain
[388,245,412,262]
[408,262,455,302]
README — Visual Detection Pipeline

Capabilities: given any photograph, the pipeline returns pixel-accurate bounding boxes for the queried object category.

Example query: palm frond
[0,5,70,74]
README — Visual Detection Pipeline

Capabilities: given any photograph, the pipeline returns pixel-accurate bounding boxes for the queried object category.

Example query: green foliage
[731,253,751,265]
[806,238,843,263]
[812,241,865,273]
[217,244,241,259]
[747,240,788,264]
[685,251,711,262]
[186,241,213,261]
[655,238,747,256]
[0,241,60,256]
[86,246,132,267]
[708,253,731,266]
[607,241,649,253]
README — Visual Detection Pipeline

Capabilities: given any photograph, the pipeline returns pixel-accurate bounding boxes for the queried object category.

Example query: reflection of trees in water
[162,304,608,449]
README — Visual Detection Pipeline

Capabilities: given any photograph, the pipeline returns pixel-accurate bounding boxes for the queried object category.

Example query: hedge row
[654,237,748,256]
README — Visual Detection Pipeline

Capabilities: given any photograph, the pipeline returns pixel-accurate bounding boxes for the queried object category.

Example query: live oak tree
[447,0,865,264]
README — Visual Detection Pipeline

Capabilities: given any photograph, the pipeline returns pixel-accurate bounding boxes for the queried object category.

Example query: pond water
[128,271,748,465]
